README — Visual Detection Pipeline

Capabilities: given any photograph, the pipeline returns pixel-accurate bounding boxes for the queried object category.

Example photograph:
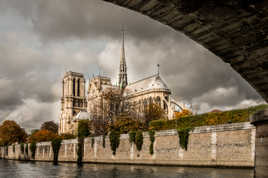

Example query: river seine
[0,160,254,178]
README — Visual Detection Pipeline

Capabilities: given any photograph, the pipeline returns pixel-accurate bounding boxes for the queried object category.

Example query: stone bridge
[102,0,268,101]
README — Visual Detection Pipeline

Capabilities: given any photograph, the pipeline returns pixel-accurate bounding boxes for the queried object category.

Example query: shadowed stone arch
[102,0,268,101]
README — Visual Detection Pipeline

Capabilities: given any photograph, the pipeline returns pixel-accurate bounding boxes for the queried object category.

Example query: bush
[149,104,268,131]
[149,120,168,130]
[25,144,28,156]
[20,143,24,154]
[51,137,62,165]
[30,142,36,159]
[5,146,8,156]
[135,131,143,151]
[128,131,136,144]
[149,130,155,155]
[78,120,90,138]
[109,130,120,155]
[77,137,84,166]
[102,135,106,148]
[177,127,192,150]
[91,137,95,148]
[13,145,15,153]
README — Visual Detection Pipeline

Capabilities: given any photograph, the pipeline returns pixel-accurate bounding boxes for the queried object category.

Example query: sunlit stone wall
[0,122,255,167]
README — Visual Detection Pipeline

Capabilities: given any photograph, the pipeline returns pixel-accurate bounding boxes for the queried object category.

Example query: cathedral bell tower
[59,71,87,134]
[118,29,128,89]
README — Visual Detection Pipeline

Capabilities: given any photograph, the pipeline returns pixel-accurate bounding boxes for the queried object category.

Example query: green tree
[41,121,58,134]
[112,114,145,134]
[109,130,120,155]
[0,120,27,145]
[78,120,91,138]
[144,103,165,128]
[77,119,90,166]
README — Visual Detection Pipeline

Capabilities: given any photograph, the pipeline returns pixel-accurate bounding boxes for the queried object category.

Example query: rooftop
[124,74,170,96]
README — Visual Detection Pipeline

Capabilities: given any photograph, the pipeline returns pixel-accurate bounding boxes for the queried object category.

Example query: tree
[89,88,123,136]
[111,114,145,134]
[144,103,165,128]
[59,133,76,140]
[0,120,27,145]
[41,121,58,134]
[78,120,90,138]
[77,119,91,166]
[174,109,193,119]
[28,129,57,143]
[90,115,110,136]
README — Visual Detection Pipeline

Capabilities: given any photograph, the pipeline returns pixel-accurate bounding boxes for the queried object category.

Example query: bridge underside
[103,0,268,101]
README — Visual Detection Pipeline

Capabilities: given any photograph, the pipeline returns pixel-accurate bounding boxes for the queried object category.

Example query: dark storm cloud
[0,32,100,115]
[0,0,173,42]
[0,0,265,129]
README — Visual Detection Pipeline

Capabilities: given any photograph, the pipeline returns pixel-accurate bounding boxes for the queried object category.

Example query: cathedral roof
[124,74,170,96]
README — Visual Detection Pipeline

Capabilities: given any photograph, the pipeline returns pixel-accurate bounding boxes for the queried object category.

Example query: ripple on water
[0,160,254,178]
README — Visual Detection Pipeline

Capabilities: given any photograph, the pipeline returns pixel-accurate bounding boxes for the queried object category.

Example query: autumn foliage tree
[0,120,27,146]
[41,121,58,134]
[28,129,57,143]
[174,109,193,119]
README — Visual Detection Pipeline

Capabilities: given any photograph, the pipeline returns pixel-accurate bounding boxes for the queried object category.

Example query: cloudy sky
[0,0,265,129]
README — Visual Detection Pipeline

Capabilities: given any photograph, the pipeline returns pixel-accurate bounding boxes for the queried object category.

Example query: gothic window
[144,99,147,111]
[77,79,80,97]
[73,78,76,96]
[163,101,168,113]
[165,96,169,102]
[149,97,153,105]
[156,96,161,106]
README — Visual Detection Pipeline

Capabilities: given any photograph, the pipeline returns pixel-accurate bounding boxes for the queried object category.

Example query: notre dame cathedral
[59,32,187,134]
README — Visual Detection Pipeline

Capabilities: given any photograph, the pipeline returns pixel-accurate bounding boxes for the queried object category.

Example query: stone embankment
[0,122,255,168]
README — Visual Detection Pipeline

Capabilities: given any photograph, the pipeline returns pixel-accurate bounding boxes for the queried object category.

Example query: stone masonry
[251,109,268,178]
[0,122,255,167]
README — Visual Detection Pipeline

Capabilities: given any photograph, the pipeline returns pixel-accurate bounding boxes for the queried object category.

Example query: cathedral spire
[118,28,128,89]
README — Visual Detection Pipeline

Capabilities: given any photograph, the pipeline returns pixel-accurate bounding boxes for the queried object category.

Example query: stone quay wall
[251,110,268,178]
[0,122,255,168]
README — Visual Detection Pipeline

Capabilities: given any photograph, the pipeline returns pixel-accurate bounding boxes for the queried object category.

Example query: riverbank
[0,122,255,168]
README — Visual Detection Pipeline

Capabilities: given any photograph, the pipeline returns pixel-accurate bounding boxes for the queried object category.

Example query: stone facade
[59,71,87,134]
[1,122,255,168]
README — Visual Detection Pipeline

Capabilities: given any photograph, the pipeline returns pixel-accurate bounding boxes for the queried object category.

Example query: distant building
[59,31,188,134]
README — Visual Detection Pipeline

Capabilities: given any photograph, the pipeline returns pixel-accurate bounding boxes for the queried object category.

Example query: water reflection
[0,160,254,178]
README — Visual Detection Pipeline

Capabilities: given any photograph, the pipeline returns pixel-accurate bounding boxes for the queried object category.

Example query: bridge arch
[102,0,268,101]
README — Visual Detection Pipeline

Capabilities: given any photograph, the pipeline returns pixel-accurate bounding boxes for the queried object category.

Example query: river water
[0,160,254,178]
